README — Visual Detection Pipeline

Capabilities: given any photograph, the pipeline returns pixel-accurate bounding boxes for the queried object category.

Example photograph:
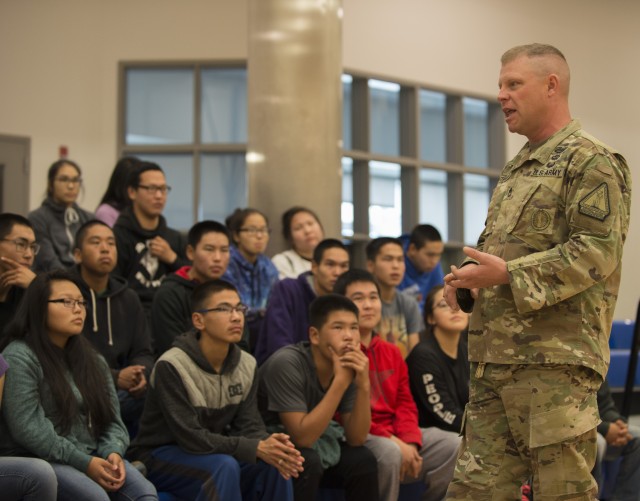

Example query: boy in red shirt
[334,269,460,501]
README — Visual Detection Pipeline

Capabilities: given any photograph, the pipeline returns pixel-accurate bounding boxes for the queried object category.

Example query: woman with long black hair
[0,270,157,500]
[95,157,141,227]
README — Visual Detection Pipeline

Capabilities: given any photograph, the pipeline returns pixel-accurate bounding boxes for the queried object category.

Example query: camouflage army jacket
[467,120,632,377]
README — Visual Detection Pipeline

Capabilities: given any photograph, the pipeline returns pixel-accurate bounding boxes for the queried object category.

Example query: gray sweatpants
[365,427,461,501]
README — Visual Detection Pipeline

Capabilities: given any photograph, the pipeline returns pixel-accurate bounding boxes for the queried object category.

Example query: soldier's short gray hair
[501,43,566,65]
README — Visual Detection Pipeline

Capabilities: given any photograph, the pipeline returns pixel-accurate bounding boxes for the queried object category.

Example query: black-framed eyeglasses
[196,304,249,316]
[137,184,172,195]
[238,227,271,236]
[48,298,88,309]
[1,238,40,255]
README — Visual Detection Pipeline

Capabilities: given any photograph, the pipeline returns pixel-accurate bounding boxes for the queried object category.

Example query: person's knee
[207,454,241,482]
[373,438,402,470]
[37,462,57,491]
[299,448,323,477]
[351,446,378,476]
[22,458,57,496]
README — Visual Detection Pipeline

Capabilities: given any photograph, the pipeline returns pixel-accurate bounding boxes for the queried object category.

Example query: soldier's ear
[547,74,559,96]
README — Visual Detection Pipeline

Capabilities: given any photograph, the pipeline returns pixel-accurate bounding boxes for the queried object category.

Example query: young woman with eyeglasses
[0,270,157,500]
[224,208,279,350]
[28,160,94,272]
[405,284,470,433]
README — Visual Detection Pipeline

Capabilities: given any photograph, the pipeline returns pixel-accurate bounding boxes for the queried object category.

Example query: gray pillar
[247,0,343,254]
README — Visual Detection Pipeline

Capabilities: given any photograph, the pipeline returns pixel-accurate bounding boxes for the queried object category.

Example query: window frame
[117,61,506,266]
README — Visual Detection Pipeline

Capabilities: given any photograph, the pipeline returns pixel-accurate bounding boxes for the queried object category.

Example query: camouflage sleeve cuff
[506,252,561,313]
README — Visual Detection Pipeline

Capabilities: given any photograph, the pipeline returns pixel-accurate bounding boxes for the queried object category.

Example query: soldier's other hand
[445,247,509,290]
[443,276,461,311]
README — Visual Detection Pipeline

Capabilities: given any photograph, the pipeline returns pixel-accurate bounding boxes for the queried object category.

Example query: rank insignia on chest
[579,182,610,221]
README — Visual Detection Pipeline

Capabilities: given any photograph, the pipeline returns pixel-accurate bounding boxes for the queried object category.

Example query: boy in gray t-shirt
[366,237,424,358]
[258,294,380,501]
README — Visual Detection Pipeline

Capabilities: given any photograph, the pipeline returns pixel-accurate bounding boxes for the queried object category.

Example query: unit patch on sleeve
[531,209,552,231]
[578,183,610,221]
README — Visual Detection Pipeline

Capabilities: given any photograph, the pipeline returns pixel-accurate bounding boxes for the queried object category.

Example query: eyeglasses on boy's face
[137,184,172,195]
[48,298,88,309]
[196,304,249,316]
[1,238,40,255]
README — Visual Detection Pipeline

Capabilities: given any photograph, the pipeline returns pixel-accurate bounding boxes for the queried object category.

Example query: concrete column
[247,0,343,254]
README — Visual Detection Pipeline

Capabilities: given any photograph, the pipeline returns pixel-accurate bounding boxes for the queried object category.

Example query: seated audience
[335,270,460,501]
[224,208,279,345]
[255,238,349,365]
[151,220,242,355]
[29,159,94,272]
[73,220,154,434]
[129,280,301,501]
[366,237,424,358]
[258,294,379,501]
[0,270,157,500]
[272,206,324,279]
[398,224,445,312]
[406,285,469,433]
[113,161,188,314]
[0,352,58,500]
[593,379,640,500]
[96,157,141,227]
[0,213,38,338]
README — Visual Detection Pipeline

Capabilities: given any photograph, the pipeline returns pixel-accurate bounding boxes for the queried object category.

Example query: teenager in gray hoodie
[28,159,94,272]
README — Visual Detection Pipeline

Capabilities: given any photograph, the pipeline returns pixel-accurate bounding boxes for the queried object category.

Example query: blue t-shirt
[397,235,445,312]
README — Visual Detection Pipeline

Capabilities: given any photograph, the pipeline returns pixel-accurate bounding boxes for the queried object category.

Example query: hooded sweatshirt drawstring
[91,289,98,332]
[107,297,113,346]
[90,289,114,346]
[64,206,80,262]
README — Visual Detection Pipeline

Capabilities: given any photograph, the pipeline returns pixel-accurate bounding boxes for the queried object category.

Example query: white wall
[0,0,248,207]
[1,0,637,318]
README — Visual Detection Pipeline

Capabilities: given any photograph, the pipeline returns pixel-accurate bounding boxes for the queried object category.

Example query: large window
[120,63,504,261]
[340,71,504,264]
[119,63,248,230]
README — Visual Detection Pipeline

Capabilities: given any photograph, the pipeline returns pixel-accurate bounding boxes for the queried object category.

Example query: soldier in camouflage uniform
[443,43,632,500]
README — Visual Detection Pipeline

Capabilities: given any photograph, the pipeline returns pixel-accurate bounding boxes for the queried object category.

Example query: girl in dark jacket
[406,285,470,433]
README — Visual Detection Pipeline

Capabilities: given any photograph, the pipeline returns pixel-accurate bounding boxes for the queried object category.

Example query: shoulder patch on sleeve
[578,182,610,221]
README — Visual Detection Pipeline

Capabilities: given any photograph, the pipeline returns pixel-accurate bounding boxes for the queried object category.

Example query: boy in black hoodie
[73,220,154,433]
[113,161,188,314]
[151,220,247,356]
